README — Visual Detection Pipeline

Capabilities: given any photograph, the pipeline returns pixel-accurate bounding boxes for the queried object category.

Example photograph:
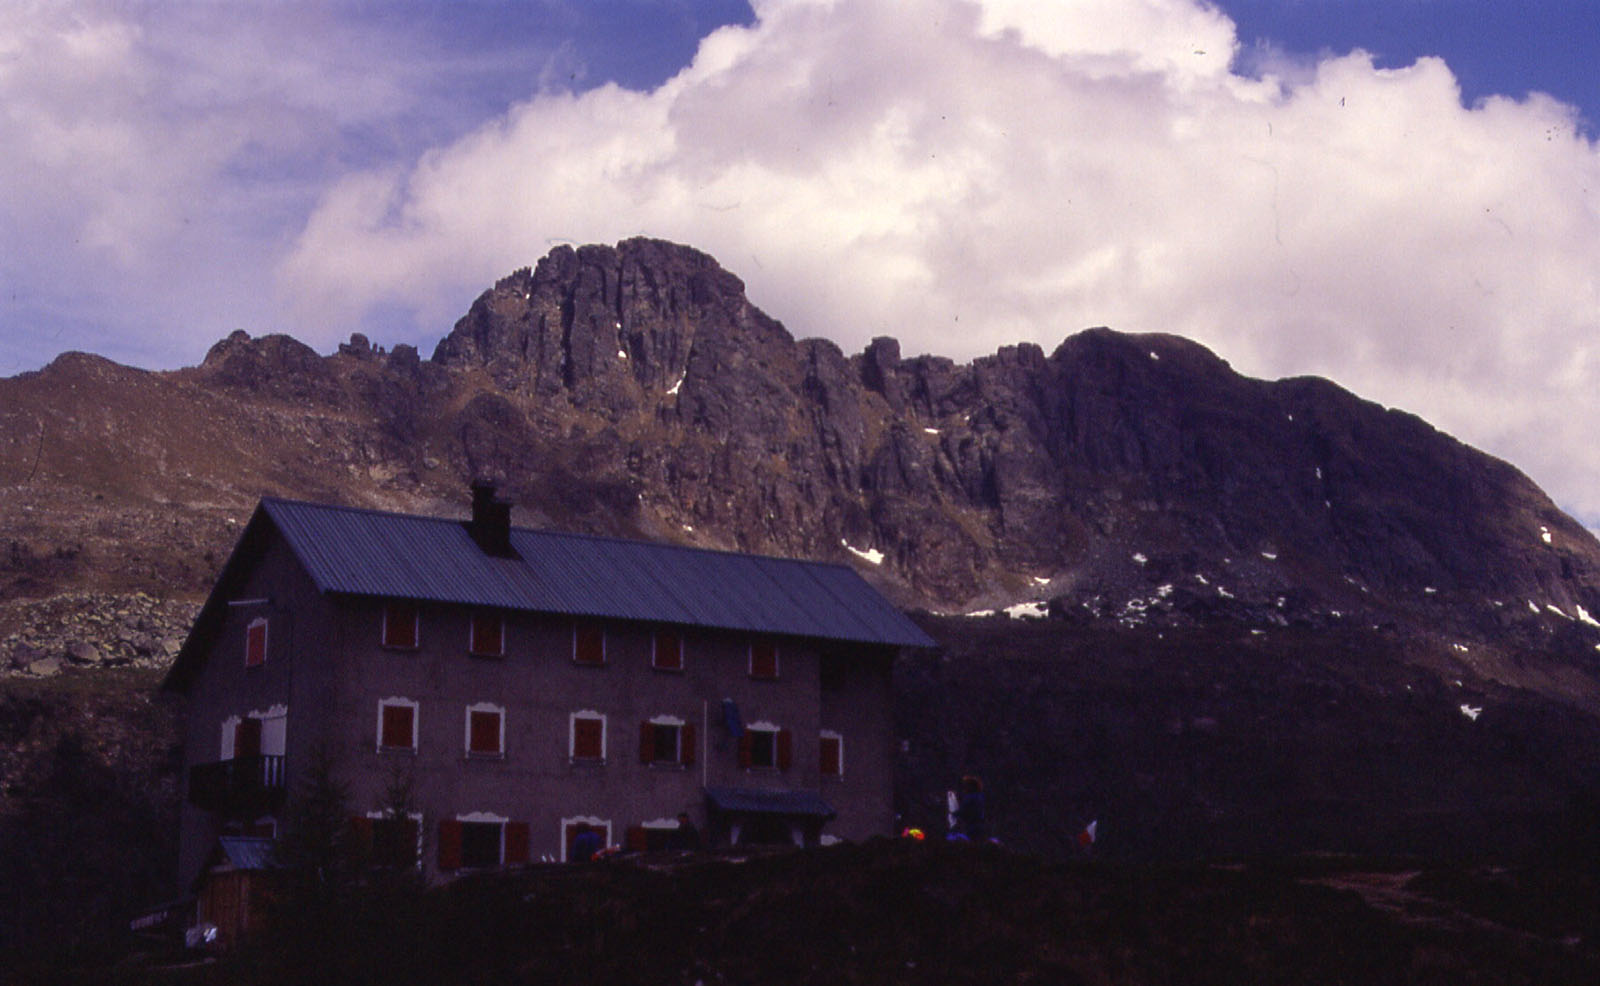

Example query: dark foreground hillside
[899,616,1600,862]
[17,840,1600,986]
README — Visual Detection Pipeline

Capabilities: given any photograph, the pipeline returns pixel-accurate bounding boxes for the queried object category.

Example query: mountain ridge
[4,237,1600,684]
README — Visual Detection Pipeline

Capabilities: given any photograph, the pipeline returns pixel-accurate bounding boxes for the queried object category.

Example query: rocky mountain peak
[6,238,1600,676]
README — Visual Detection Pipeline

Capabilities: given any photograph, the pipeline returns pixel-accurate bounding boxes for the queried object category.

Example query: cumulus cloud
[277,0,1600,522]
[0,0,568,370]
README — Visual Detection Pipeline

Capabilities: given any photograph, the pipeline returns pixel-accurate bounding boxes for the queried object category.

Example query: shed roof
[213,837,278,871]
[261,497,931,647]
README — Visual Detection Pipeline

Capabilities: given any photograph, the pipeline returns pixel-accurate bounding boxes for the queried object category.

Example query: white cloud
[276,0,1600,523]
[0,0,568,370]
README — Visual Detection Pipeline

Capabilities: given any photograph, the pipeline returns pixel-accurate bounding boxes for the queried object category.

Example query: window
[383,603,420,649]
[244,617,268,668]
[438,813,530,870]
[220,708,286,759]
[465,703,505,758]
[573,624,606,666]
[739,722,791,770]
[652,628,683,671]
[749,640,779,679]
[460,821,503,869]
[469,611,504,657]
[562,816,612,862]
[356,812,421,868]
[570,711,606,761]
[820,731,844,777]
[640,716,696,766]
[378,698,418,751]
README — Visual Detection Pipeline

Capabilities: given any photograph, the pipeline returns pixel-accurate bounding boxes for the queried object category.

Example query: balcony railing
[188,755,287,813]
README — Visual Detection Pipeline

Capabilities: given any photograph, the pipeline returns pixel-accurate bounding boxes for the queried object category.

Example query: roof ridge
[263,496,864,574]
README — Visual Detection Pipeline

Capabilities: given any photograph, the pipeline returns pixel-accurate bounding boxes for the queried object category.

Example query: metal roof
[214,837,278,871]
[705,787,836,819]
[260,498,933,649]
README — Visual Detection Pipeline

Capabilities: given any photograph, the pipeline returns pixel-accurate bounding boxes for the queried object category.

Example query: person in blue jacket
[956,775,988,842]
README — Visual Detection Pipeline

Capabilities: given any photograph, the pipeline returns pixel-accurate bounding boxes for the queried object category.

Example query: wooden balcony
[188,755,286,813]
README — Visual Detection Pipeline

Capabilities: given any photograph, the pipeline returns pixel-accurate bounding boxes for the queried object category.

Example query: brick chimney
[468,481,514,557]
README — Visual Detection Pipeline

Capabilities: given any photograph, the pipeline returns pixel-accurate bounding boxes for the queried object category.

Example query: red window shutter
[504,822,530,865]
[438,820,463,870]
[820,735,841,776]
[639,721,654,764]
[574,717,603,759]
[245,620,267,667]
[737,731,753,769]
[470,613,503,656]
[777,728,793,771]
[349,815,374,852]
[654,629,682,670]
[234,717,263,759]
[381,704,414,748]
[384,605,419,649]
[682,722,697,766]
[575,625,605,665]
[751,640,778,679]
[469,709,501,754]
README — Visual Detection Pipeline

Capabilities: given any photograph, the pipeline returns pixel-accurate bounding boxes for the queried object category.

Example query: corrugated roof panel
[216,836,278,870]
[259,498,932,648]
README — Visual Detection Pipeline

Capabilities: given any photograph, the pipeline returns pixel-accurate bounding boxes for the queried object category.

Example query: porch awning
[705,786,836,819]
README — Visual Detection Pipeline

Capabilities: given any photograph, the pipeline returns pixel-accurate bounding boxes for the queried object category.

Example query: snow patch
[1452,643,1469,653]
[1004,601,1048,619]
[923,427,940,435]
[1216,586,1234,599]
[1528,600,1541,614]
[667,374,684,396]
[1149,351,1160,361]
[1260,551,1277,561]
[1540,525,1552,545]
[617,349,627,359]
[841,541,884,566]
[1195,573,1209,585]
[1315,467,1322,480]
[1031,576,1051,586]
[1131,552,1147,566]
[1547,604,1572,620]
[1155,584,1174,598]
[1577,605,1600,627]
[1459,705,1482,722]
[681,524,694,533]
[1424,586,1437,595]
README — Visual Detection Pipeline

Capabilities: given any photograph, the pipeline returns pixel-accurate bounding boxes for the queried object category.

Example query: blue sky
[1222,1,1598,129]
[2,0,1598,528]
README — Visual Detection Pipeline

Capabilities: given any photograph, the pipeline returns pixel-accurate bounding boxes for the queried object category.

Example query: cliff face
[5,238,1600,663]
[428,239,1600,640]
